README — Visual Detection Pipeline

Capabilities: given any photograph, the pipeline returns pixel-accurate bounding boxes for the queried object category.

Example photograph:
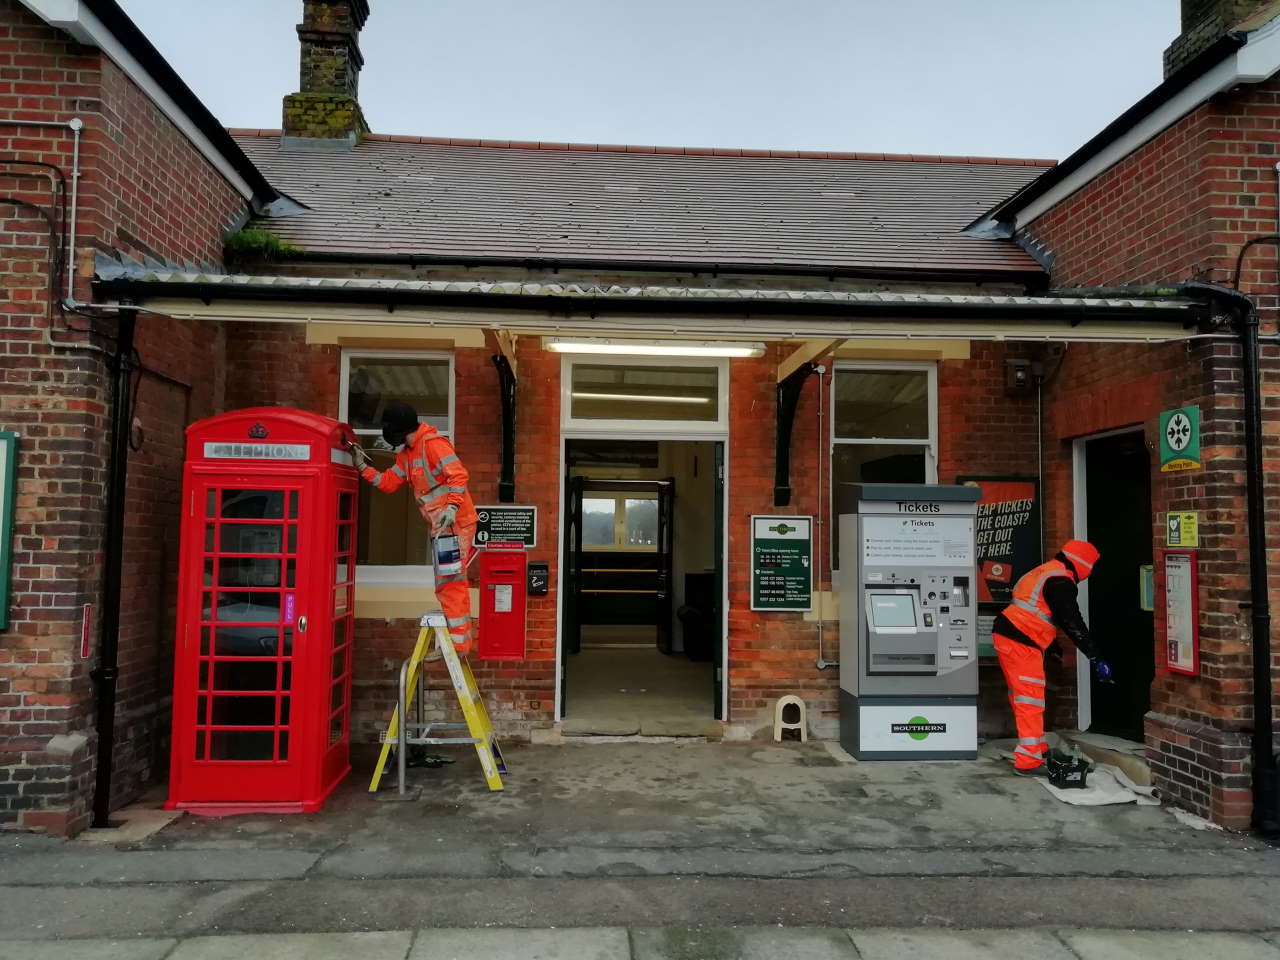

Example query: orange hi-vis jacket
[360,424,478,531]
[1002,558,1076,650]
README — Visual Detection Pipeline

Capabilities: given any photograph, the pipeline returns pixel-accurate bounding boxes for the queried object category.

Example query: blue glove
[1094,658,1115,684]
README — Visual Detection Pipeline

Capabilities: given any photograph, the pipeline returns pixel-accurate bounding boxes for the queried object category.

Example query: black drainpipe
[1186,282,1278,838]
[91,308,137,828]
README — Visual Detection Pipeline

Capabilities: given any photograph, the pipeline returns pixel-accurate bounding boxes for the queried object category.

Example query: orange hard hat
[1062,539,1099,579]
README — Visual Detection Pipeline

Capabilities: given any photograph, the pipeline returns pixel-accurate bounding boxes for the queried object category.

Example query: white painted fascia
[1000,14,1280,231]
[18,0,258,203]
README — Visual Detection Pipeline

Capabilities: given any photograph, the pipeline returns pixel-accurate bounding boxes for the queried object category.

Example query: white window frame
[339,349,455,585]
[560,355,729,437]
[830,360,939,483]
[580,490,660,552]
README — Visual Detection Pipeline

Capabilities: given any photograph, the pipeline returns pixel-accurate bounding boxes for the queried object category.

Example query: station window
[339,350,454,579]
[562,357,728,434]
[831,362,938,566]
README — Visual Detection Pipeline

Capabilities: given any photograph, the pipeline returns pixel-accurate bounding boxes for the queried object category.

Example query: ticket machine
[838,483,981,759]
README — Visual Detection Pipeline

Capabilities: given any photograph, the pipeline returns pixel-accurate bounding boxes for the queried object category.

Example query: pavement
[0,739,1276,958]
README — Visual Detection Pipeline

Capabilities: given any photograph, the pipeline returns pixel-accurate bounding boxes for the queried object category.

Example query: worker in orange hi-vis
[351,402,479,653]
[992,539,1113,777]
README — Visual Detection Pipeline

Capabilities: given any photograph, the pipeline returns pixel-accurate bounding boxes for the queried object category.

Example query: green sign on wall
[1159,405,1201,472]
[0,432,17,631]
[750,515,812,612]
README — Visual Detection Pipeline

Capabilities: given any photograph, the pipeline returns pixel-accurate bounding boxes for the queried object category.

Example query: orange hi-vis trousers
[993,632,1050,770]
[436,522,477,654]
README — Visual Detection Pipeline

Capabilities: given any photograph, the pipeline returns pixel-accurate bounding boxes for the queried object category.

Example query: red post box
[478,544,527,661]
[166,408,359,814]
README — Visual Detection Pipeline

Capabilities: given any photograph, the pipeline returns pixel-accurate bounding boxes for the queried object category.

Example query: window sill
[354,583,478,621]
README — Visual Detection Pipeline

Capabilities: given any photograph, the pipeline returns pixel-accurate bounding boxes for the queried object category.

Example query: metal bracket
[774,362,817,506]
[493,353,516,503]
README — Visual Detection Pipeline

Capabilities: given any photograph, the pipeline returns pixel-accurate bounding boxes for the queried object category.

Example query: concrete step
[1055,729,1153,787]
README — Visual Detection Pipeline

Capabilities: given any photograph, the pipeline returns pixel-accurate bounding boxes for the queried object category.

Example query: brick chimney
[1164,0,1278,77]
[282,0,370,147]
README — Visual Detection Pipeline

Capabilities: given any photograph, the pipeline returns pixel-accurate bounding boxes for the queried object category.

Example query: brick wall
[1024,78,1280,827]
[0,0,245,833]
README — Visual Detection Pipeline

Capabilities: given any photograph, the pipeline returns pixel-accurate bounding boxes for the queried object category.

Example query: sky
[117,0,1180,162]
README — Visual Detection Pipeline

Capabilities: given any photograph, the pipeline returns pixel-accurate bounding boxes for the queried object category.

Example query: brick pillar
[282,0,371,145]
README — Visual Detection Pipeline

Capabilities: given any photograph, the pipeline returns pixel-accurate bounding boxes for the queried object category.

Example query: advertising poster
[956,477,1041,605]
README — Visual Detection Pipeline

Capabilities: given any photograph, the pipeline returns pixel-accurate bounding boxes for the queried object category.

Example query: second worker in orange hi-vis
[352,402,479,653]
[992,539,1112,777]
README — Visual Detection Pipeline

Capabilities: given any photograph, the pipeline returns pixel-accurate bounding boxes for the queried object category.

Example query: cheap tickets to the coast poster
[958,478,1041,605]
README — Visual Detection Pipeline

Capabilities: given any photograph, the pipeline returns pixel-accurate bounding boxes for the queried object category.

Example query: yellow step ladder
[368,611,507,794]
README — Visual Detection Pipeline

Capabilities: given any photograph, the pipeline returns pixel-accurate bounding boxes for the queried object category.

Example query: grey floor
[563,643,716,736]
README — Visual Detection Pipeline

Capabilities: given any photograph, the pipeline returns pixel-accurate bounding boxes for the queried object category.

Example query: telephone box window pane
[201,592,213,621]
[338,492,353,521]
[220,524,282,555]
[582,498,616,547]
[197,697,208,724]
[209,729,273,761]
[195,730,206,759]
[282,629,294,657]
[285,559,297,588]
[219,558,281,588]
[356,450,429,566]
[287,526,298,553]
[204,525,215,551]
[570,363,719,422]
[221,489,285,520]
[200,627,211,656]
[346,356,451,433]
[205,490,217,518]
[211,626,278,657]
[211,696,276,726]
[216,592,281,623]
[198,661,209,690]
[624,499,658,546]
[330,683,345,711]
[212,660,278,692]
[203,559,215,586]
[329,714,343,745]
[278,732,289,760]
[833,370,929,440]
[279,697,291,726]
[337,525,351,553]
[288,492,299,520]
[281,661,293,689]
[331,648,346,680]
[333,618,348,649]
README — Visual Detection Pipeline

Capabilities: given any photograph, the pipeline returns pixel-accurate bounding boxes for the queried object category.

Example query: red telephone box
[478,544,527,661]
[166,408,359,814]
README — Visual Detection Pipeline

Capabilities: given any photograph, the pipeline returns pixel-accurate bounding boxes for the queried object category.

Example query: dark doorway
[560,439,723,731]
[1083,430,1155,741]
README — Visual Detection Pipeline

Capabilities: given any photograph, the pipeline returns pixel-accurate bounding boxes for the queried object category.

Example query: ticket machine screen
[869,594,917,628]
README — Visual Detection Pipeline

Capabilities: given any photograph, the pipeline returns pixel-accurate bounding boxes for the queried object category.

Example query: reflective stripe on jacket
[1001,558,1074,649]
[361,424,478,530]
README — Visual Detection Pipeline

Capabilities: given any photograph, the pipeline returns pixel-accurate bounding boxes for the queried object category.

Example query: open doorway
[561,439,723,735]
[1076,429,1155,741]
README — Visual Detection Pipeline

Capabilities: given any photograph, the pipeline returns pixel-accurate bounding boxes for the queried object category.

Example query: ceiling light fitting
[545,337,765,358]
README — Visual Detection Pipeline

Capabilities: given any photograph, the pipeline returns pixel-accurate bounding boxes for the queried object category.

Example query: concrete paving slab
[317,843,499,879]
[851,929,1077,960]
[633,926,858,959]
[409,927,628,960]
[78,807,183,845]
[170,930,413,960]
[0,849,320,884]
[0,939,176,960]
[1063,930,1280,959]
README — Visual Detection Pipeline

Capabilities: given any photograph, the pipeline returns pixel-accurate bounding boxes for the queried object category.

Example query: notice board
[1162,550,1199,676]
[957,476,1041,656]
[750,515,812,612]
[475,504,537,548]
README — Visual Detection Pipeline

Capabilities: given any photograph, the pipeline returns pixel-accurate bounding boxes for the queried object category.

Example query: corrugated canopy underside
[235,135,1048,275]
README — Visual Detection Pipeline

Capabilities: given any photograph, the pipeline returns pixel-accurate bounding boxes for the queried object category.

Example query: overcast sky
[118,0,1179,161]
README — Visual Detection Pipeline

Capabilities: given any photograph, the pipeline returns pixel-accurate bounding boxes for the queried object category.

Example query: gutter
[968,29,1273,236]
[17,0,284,213]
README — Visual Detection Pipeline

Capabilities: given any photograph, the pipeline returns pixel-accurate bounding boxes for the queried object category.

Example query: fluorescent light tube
[545,338,764,358]
[571,391,711,404]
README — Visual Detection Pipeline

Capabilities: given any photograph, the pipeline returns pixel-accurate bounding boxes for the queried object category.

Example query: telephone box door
[173,477,315,802]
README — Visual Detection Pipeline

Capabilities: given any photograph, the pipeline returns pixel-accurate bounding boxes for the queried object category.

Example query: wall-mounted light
[545,337,765,358]
[571,391,711,405]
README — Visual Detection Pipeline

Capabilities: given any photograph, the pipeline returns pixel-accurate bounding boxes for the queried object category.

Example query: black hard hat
[380,402,418,448]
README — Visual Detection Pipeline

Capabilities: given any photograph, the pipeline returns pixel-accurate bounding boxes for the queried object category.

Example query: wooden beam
[493,330,518,377]
[777,339,844,381]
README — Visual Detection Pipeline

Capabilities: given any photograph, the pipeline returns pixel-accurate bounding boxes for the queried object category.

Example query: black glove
[349,444,372,471]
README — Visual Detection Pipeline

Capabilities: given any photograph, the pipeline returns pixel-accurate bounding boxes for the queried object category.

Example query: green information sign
[750,515,812,611]
[1159,405,1201,472]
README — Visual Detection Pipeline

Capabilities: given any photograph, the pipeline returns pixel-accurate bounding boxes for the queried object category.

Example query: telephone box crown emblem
[247,422,269,439]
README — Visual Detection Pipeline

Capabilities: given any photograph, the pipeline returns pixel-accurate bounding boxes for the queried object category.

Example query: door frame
[556,433,729,722]
[1071,424,1143,732]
